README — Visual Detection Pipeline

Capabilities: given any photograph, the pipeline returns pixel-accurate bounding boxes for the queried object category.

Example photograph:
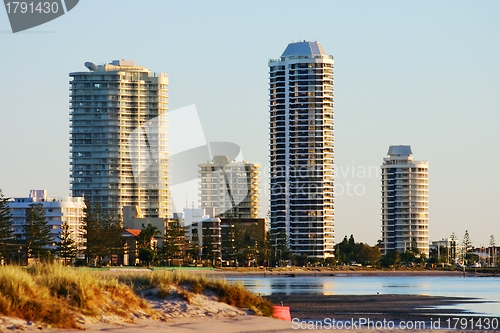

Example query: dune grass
[115,270,274,316]
[0,264,153,328]
[0,264,274,328]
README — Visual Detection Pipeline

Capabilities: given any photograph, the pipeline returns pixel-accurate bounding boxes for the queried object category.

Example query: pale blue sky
[1,1,499,246]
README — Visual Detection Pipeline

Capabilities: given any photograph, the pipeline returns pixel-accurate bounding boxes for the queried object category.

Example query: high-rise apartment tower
[381,145,429,257]
[269,41,334,258]
[70,60,168,218]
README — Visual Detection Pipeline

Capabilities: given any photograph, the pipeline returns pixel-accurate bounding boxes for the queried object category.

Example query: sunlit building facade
[199,156,261,219]
[381,145,429,257]
[69,60,168,218]
[269,41,335,258]
[9,190,85,254]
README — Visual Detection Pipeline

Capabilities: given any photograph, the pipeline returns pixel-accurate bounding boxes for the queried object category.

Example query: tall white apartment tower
[70,60,168,218]
[269,41,335,258]
[381,145,429,257]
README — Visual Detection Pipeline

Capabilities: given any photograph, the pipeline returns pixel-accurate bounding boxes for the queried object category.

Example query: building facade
[69,60,168,218]
[9,190,85,254]
[122,205,166,246]
[430,238,464,264]
[183,208,222,265]
[220,217,266,264]
[381,145,429,257]
[269,41,335,258]
[199,156,261,219]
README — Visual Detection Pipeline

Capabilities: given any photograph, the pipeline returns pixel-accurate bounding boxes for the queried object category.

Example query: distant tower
[381,145,429,257]
[199,156,261,219]
[69,60,169,218]
[269,41,335,258]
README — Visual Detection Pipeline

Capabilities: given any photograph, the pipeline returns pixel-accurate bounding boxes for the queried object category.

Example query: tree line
[427,230,498,268]
[0,189,498,268]
[0,190,67,263]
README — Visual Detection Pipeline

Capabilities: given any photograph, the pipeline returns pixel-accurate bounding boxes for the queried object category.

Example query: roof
[281,41,327,57]
[387,145,412,156]
[124,229,142,237]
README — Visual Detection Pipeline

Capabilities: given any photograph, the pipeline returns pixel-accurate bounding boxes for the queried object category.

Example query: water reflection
[322,281,336,296]
[226,275,500,316]
[240,277,329,295]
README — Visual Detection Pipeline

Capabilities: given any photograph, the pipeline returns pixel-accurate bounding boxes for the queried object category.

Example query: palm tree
[137,224,160,266]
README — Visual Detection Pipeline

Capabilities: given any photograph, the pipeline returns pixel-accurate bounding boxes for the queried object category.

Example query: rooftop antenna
[84,62,97,72]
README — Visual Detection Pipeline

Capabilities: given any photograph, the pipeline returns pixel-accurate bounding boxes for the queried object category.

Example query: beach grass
[0,264,273,328]
[0,264,152,328]
[115,270,274,316]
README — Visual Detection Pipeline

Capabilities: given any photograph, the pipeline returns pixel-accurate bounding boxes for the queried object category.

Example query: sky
[1,1,500,247]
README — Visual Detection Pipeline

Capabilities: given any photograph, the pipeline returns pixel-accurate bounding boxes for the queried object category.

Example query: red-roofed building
[125,229,141,237]
[122,228,158,266]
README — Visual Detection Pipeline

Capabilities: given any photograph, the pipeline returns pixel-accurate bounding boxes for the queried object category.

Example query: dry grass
[0,265,274,328]
[116,270,274,316]
[0,264,153,328]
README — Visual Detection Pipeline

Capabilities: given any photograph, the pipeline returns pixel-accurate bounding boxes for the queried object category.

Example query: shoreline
[206,268,477,278]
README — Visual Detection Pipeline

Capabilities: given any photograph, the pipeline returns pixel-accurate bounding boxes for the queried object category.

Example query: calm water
[226,275,500,316]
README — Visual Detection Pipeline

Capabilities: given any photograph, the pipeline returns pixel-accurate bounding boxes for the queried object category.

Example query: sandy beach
[2,290,489,332]
[3,314,489,333]
[1,293,489,333]
[1,269,493,332]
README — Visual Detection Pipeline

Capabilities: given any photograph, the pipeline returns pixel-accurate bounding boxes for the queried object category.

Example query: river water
[226,275,500,316]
